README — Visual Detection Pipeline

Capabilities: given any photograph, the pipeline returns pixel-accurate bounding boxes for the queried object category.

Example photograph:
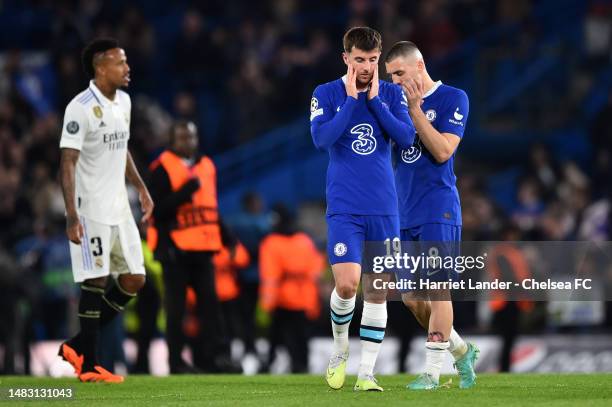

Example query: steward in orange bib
[488,223,533,372]
[259,205,324,372]
[147,121,239,374]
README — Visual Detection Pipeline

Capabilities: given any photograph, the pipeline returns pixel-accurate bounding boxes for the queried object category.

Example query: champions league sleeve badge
[66,121,80,134]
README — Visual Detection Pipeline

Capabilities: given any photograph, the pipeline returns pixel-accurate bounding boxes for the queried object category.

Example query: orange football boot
[79,366,124,383]
[58,342,84,375]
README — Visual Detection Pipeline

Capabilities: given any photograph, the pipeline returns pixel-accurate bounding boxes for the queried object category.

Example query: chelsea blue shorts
[326,214,399,266]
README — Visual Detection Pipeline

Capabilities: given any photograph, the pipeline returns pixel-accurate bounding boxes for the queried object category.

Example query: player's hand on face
[368,63,379,100]
[402,77,423,109]
[66,214,84,245]
[139,188,155,224]
[345,64,358,100]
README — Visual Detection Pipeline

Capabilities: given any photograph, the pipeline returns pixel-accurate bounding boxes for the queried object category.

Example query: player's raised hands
[402,77,424,109]
[345,65,358,100]
[368,64,379,100]
[66,214,84,245]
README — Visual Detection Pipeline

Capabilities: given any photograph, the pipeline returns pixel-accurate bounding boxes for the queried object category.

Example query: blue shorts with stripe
[396,223,462,289]
[326,214,399,266]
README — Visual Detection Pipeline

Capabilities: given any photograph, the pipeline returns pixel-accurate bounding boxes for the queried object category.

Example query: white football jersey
[60,80,133,225]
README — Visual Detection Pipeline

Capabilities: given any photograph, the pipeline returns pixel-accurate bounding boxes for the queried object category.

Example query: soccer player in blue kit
[310,27,415,391]
[384,41,479,390]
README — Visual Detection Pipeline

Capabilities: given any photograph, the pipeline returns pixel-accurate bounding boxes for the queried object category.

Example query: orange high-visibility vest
[259,232,324,318]
[149,150,222,252]
[213,242,250,302]
[488,243,534,312]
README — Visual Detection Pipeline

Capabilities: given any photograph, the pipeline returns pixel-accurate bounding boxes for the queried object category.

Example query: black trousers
[492,302,519,372]
[268,308,309,373]
[237,281,259,353]
[161,251,225,370]
[220,299,240,346]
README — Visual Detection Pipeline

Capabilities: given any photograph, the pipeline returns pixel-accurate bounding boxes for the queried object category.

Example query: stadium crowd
[0,0,611,374]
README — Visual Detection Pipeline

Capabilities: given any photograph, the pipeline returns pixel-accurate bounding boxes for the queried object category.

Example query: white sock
[358,301,387,377]
[448,328,468,360]
[424,341,449,383]
[330,288,355,354]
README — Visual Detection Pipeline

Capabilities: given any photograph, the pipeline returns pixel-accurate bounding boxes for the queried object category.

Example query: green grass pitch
[1,374,611,406]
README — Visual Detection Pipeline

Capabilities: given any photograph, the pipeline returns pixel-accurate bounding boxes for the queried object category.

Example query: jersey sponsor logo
[350,123,376,155]
[93,105,103,118]
[425,109,437,122]
[401,136,422,163]
[334,242,347,257]
[103,131,129,151]
[310,97,324,121]
[66,121,79,134]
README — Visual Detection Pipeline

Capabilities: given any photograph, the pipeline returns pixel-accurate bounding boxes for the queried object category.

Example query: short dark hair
[384,41,420,63]
[81,38,119,78]
[343,27,382,53]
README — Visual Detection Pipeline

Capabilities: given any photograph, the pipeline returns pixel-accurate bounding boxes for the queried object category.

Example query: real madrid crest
[93,106,103,118]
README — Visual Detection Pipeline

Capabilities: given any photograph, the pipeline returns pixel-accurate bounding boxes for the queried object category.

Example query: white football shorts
[69,216,145,283]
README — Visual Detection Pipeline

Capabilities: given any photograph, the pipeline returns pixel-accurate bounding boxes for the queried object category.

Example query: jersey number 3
[351,123,376,155]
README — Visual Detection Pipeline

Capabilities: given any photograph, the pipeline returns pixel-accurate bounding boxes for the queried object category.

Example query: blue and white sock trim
[360,325,386,343]
[331,308,354,325]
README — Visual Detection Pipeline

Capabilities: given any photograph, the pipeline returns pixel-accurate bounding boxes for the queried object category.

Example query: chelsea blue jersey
[310,76,414,216]
[394,81,469,228]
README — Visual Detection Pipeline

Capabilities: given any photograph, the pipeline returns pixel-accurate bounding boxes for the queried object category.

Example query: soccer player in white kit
[57,38,154,383]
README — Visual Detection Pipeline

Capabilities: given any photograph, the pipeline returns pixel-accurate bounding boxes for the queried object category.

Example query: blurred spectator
[411,0,459,59]
[227,192,272,370]
[590,90,612,198]
[512,177,545,234]
[116,6,155,92]
[489,223,534,372]
[584,2,612,68]
[174,10,211,89]
[173,91,198,124]
[259,204,324,373]
[525,143,559,201]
